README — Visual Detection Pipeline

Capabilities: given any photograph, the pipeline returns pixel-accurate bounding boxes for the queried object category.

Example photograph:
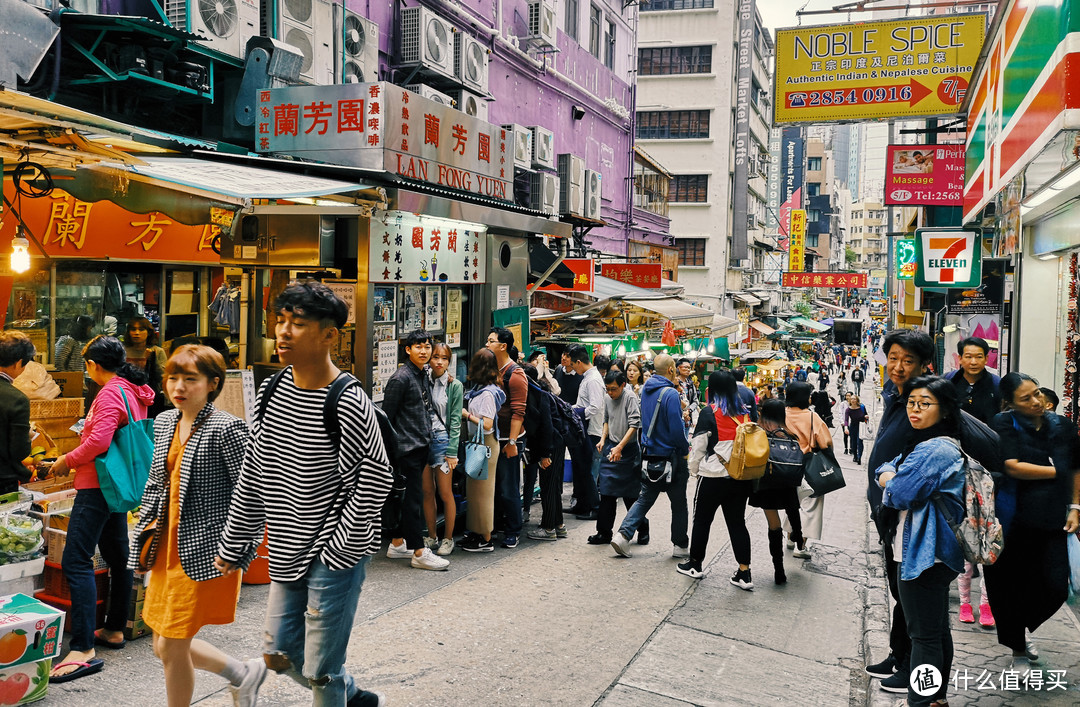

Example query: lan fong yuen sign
[257,82,511,201]
[773,14,985,124]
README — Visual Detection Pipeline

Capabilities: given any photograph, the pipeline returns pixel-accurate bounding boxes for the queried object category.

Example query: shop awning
[709,313,741,336]
[732,292,762,306]
[749,320,776,336]
[814,300,848,313]
[759,359,791,371]
[623,297,715,328]
[789,316,831,332]
[729,347,752,357]
[743,350,780,361]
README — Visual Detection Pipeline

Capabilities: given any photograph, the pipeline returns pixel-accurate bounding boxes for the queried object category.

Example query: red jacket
[67,376,155,490]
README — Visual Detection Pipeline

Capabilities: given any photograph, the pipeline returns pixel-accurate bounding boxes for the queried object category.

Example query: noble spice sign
[783,272,868,288]
[257,82,511,201]
[599,263,662,288]
[914,228,981,287]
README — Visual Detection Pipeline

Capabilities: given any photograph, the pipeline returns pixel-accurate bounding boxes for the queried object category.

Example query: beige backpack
[726,415,770,481]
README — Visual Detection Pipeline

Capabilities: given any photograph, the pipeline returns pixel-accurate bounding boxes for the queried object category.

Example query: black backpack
[546,388,587,449]
[501,363,544,441]
[755,428,805,491]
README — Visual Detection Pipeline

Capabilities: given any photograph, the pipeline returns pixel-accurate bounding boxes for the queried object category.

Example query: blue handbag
[95,387,155,513]
[464,422,490,480]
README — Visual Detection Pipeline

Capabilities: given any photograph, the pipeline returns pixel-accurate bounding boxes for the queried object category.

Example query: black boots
[768,528,786,585]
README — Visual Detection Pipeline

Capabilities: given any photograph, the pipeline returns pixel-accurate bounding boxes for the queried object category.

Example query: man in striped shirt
[215,281,392,707]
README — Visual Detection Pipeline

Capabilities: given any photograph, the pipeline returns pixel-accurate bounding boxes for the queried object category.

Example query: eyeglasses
[905,400,938,411]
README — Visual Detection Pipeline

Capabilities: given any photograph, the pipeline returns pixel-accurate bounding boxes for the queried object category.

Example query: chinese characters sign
[257,82,511,201]
[773,15,985,124]
[885,144,964,205]
[782,272,868,288]
[789,209,807,272]
[0,185,220,263]
[600,263,662,288]
[368,211,487,285]
[539,259,594,292]
[914,228,981,287]
[896,238,916,280]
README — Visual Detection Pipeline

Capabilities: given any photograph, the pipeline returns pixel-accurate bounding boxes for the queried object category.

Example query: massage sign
[257,82,511,201]
[913,228,982,288]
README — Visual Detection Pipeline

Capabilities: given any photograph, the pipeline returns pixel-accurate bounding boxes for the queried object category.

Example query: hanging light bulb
[10,230,30,274]
[682,341,692,353]
[642,340,652,350]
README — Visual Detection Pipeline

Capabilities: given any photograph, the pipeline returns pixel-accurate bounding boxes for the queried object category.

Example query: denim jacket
[877,436,966,581]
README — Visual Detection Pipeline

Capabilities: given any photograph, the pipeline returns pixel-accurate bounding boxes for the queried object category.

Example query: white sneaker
[792,542,812,559]
[229,658,267,707]
[423,536,439,550]
[672,545,690,559]
[436,538,454,556]
[386,542,412,559]
[610,532,632,558]
[411,547,450,571]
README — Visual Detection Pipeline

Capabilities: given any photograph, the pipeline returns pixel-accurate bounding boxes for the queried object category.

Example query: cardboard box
[0,658,51,704]
[123,617,149,641]
[0,595,64,668]
[47,372,83,399]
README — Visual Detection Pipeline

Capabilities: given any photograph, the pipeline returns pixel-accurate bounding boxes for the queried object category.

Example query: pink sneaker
[978,603,995,628]
[958,603,975,623]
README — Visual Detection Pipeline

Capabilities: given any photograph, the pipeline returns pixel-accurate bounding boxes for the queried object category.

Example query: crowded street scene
[2,0,1080,705]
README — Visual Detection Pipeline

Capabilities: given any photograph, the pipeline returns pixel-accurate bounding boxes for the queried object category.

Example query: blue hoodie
[639,374,689,458]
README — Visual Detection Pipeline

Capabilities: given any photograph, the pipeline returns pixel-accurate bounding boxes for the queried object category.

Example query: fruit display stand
[0,593,65,704]
[0,497,47,601]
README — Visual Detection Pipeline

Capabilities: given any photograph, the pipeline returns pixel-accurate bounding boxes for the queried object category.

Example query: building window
[565,0,578,40]
[806,234,819,248]
[637,46,712,75]
[676,238,706,266]
[589,5,602,58]
[807,208,822,221]
[635,110,710,139]
[670,174,709,202]
[806,182,821,197]
[643,0,713,10]
[604,20,616,69]
[807,157,822,171]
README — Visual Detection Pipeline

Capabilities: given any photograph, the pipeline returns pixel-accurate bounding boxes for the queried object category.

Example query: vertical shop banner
[884,145,964,205]
[730,0,757,265]
[788,209,807,271]
[896,238,916,280]
[783,272,868,288]
[599,263,662,288]
[914,228,982,287]
[778,127,805,244]
[369,211,487,284]
[538,259,594,292]
[445,288,462,334]
[773,14,986,124]
[766,127,783,232]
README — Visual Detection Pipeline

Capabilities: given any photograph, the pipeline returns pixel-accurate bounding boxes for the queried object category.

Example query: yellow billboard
[773,14,985,124]
[789,209,806,272]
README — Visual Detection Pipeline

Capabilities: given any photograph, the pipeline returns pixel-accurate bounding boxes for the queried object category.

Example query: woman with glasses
[875,376,966,707]
[985,372,1080,671]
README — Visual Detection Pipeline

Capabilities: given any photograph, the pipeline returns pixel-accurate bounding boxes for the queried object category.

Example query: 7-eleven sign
[914,228,982,288]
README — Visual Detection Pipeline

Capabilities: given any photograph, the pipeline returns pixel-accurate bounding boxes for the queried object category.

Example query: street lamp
[10,231,30,274]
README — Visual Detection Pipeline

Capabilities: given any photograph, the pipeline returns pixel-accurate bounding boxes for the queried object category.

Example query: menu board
[217,369,256,422]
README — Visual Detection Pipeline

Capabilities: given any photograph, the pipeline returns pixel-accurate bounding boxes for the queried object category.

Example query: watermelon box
[0,595,64,668]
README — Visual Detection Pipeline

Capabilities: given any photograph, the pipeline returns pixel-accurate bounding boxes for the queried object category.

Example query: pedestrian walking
[520,364,561,542]
[554,351,580,405]
[131,345,266,706]
[851,366,865,396]
[844,394,868,465]
[458,349,505,553]
[384,329,449,571]
[985,372,1080,671]
[215,281,393,706]
[0,332,34,496]
[625,359,645,396]
[567,343,604,520]
[733,367,758,422]
[875,376,966,707]
[783,382,831,558]
[422,342,462,556]
[487,327,529,547]
[750,399,805,585]
[588,370,645,546]
[678,370,754,588]
[611,354,690,559]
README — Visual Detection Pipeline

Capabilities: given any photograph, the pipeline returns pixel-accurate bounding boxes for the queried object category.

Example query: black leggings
[690,476,751,565]
[596,495,646,539]
[537,442,566,530]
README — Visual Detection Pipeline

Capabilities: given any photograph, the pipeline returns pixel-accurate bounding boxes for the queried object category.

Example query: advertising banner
[538,259,594,292]
[896,238,916,280]
[789,209,807,272]
[773,14,985,124]
[369,211,488,284]
[913,228,982,287]
[946,261,1003,314]
[600,263,662,288]
[783,272,868,288]
[884,144,964,205]
[777,127,805,242]
[730,0,757,265]
[766,127,783,232]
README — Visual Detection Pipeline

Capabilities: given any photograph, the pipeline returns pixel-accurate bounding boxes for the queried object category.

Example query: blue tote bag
[95,387,155,513]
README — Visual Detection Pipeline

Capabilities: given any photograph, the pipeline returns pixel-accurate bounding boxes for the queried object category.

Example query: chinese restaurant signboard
[257,82,511,201]
[884,144,964,206]
[788,209,807,272]
[539,259,594,292]
[368,211,487,284]
[773,14,985,124]
[914,228,982,287]
[600,263,662,288]
[0,184,220,263]
[783,272,868,288]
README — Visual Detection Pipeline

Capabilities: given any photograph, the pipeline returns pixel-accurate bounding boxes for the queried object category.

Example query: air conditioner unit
[454,32,488,93]
[530,172,559,216]
[336,8,378,84]
[502,124,533,169]
[167,0,259,60]
[528,125,555,170]
[557,153,585,187]
[559,179,584,216]
[584,169,602,219]
[450,89,488,122]
[263,0,334,84]
[399,6,455,80]
[405,84,455,106]
[526,0,557,49]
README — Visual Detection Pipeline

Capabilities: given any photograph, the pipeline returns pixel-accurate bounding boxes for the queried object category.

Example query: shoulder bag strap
[644,388,671,455]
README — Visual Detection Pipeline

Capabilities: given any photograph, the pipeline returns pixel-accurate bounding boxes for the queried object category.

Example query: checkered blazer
[128,404,253,580]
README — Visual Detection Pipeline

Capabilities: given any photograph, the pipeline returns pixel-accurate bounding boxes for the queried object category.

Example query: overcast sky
[758,0,810,33]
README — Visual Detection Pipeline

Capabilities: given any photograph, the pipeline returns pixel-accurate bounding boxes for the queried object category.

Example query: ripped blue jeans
[263,556,370,705]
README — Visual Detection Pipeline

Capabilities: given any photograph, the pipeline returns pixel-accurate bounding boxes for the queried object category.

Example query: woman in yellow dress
[130,345,265,706]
